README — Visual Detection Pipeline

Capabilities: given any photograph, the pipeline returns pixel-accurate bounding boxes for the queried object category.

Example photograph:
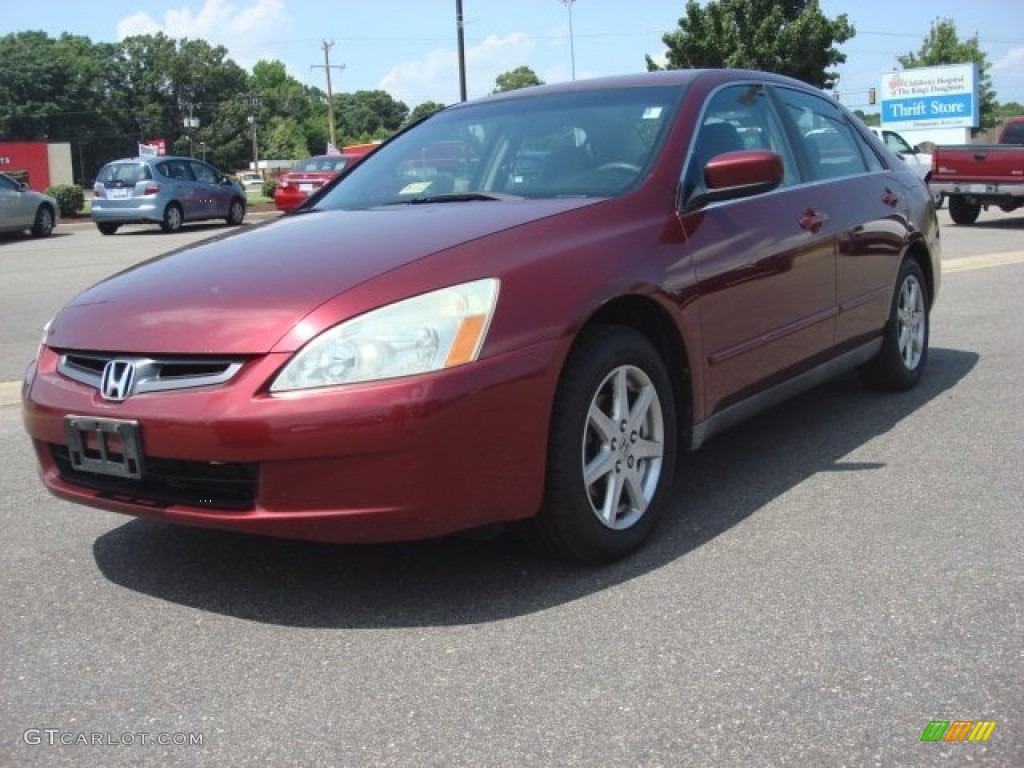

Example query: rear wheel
[96,223,119,236]
[160,203,183,232]
[30,205,54,237]
[226,198,245,226]
[860,259,929,391]
[948,195,980,225]
[518,326,677,564]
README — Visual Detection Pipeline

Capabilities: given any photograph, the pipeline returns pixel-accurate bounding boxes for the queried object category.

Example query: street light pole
[247,95,261,170]
[561,0,576,81]
[456,0,467,102]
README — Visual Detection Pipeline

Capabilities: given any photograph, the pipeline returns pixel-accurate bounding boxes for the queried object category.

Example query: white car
[869,128,941,207]
[0,173,59,237]
[236,171,264,190]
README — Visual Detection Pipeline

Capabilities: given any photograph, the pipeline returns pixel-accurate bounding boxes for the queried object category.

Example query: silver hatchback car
[91,156,246,235]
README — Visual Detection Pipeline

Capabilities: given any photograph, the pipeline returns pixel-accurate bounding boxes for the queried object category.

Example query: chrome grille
[58,352,245,397]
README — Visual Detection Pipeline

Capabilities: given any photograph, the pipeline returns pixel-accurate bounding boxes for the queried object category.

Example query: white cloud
[378,32,537,106]
[115,0,294,70]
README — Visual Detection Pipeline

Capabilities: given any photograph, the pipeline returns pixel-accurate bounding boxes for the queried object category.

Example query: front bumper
[23,341,562,542]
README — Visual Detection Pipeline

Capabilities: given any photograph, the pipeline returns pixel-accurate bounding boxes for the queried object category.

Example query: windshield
[295,157,350,173]
[314,85,683,210]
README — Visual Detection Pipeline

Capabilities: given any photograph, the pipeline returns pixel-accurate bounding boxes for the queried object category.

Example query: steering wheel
[597,162,642,173]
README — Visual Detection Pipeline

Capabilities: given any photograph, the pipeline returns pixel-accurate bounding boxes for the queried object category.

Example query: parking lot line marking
[0,380,21,407]
[943,250,1024,274]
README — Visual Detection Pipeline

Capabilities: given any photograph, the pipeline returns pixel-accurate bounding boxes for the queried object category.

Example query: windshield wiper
[401,192,524,205]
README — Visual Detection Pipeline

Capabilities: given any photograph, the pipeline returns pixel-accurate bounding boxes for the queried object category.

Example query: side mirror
[683,150,784,212]
[18,182,28,192]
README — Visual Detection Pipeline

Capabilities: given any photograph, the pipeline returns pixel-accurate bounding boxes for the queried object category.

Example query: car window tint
[775,87,871,181]
[684,83,796,200]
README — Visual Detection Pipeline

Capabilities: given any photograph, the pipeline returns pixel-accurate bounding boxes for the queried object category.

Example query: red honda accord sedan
[23,70,940,563]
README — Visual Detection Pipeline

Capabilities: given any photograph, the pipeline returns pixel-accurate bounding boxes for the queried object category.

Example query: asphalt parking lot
[1,207,1022,766]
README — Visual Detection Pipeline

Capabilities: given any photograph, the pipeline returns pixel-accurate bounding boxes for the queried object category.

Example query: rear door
[774,87,906,346]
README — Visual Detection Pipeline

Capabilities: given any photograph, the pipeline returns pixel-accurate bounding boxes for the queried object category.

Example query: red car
[273,153,362,211]
[23,70,940,563]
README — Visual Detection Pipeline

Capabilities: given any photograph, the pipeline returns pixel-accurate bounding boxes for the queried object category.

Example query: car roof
[459,68,813,107]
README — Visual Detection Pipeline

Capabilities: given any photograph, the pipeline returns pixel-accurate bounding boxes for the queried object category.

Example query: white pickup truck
[869,127,941,207]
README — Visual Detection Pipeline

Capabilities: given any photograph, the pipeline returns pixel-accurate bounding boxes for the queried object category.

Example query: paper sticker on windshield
[400,181,433,195]
[642,107,664,120]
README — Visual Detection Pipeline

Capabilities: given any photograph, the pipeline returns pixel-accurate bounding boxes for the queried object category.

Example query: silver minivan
[91,156,246,235]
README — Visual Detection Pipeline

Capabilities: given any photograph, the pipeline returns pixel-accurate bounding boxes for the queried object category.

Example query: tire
[948,195,980,225]
[30,205,55,237]
[860,259,929,391]
[160,203,183,232]
[517,326,677,564]
[226,197,246,226]
[96,223,119,236]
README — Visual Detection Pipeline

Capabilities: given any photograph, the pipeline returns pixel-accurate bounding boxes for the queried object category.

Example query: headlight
[271,278,499,392]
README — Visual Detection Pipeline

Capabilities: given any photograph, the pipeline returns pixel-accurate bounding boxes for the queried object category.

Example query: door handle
[799,207,828,234]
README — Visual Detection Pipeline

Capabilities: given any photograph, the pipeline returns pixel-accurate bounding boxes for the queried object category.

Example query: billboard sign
[879,63,979,130]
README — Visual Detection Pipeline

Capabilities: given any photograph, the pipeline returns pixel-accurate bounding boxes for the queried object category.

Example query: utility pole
[312,40,346,151]
[181,101,200,156]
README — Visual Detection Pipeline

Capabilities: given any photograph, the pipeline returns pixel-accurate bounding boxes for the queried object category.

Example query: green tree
[261,116,310,160]
[493,66,544,94]
[646,0,854,90]
[407,101,447,125]
[897,18,998,132]
[335,90,408,143]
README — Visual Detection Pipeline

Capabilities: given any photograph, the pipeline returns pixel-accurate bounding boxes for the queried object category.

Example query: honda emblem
[100,361,136,402]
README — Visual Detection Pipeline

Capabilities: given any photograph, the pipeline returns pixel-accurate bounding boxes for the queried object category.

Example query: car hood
[49,200,598,355]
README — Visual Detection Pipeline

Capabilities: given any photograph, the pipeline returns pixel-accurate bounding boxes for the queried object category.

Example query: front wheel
[948,195,980,225]
[860,259,930,391]
[96,223,119,236]
[517,326,677,564]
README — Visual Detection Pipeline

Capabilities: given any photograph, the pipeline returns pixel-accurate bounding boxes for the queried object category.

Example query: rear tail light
[140,183,161,196]
[93,184,105,198]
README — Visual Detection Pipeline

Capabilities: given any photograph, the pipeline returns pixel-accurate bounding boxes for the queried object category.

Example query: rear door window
[189,161,218,184]
[774,88,882,179]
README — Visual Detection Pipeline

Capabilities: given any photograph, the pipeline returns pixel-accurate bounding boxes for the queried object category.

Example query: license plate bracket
[64,416,144,479]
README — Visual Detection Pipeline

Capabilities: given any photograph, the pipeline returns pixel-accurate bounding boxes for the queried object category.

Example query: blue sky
[3,0,1022,109]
